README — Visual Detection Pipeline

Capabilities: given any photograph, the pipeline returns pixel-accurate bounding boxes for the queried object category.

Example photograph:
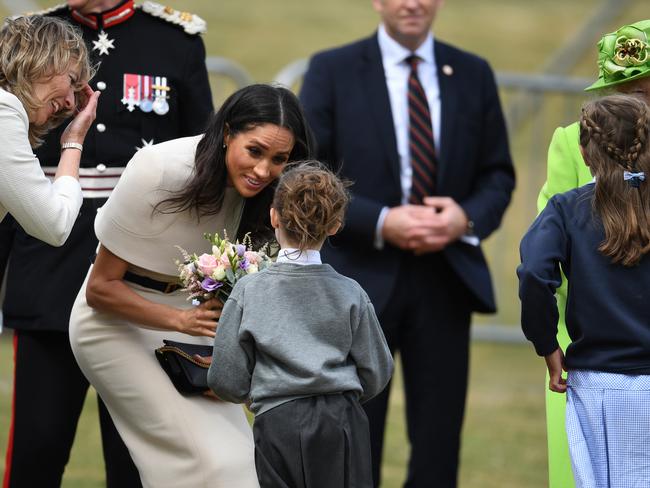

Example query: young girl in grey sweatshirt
[208,162,393,488]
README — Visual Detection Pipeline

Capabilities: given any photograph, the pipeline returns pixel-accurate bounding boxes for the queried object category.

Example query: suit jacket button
[96,123,106,132]
[96,164,107,172]
[96,81,107,90]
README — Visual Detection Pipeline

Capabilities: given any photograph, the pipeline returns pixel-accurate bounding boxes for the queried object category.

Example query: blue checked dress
[566,370,650,488]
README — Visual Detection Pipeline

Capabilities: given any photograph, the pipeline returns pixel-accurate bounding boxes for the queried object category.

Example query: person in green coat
[537,19,650,488]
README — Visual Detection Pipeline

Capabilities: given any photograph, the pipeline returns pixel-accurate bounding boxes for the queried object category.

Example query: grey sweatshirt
[207,262,393,415]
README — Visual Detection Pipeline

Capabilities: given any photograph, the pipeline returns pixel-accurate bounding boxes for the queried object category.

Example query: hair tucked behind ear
[156,84,314,245]
[272,161,351,250]
[580,94,650,266]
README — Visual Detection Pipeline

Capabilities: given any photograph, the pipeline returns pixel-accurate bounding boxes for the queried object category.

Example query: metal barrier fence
[207,57,597,343]
[0,0,627,343]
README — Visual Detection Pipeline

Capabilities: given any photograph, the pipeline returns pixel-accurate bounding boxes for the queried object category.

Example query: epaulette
[24,3,67,16]
[138,1,206,35]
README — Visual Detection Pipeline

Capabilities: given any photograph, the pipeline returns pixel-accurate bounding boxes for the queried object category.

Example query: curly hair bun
[272,161,351,250]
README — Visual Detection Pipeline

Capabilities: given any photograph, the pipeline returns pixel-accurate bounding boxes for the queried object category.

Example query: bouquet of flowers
[176,231,272,304]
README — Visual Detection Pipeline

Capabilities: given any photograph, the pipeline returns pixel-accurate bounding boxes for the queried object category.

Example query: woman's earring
[222,144,227,150]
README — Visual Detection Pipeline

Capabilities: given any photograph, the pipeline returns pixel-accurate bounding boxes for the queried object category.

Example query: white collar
[276,248,322,265]
[377,23,435,68]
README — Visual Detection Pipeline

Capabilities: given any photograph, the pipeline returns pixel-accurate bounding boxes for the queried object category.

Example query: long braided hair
[580,94,650,266]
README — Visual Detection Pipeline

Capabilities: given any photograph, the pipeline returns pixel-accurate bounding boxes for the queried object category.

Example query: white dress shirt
[374,26,478,248]
[374,25,439,248]
[378,23,441,200]
[276,248,322,265]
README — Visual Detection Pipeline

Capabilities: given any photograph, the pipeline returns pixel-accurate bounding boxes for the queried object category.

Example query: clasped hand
[382,196,469,254]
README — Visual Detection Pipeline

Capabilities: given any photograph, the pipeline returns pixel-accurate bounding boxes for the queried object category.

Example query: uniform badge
[136,138,155,151]
[121,74,171,114]
[121,73,142,112]
[152,76,170,115]
[92,30,116,56]
[139,75,154,113]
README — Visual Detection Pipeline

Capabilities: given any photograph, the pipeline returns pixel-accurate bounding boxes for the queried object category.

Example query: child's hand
[544,348,567,393]
[193,354,212,365]
[203,389,223,401]
[192,355,222,401]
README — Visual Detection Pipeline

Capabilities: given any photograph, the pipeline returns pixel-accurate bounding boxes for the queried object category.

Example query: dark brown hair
[272,161,351,250]
[580,94,650,266]
[157,84,314,243]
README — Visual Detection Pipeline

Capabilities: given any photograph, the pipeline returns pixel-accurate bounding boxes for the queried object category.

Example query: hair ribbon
[623,170,646,187]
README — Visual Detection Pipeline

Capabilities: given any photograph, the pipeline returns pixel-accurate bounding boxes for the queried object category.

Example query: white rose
[247,264,259,274]
[212,264,226,281]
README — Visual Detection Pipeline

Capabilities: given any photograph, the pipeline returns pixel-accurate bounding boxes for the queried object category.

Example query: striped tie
[406,54,436,204]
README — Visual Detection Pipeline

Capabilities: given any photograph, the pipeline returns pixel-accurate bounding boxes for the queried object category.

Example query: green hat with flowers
[585,20,650,91]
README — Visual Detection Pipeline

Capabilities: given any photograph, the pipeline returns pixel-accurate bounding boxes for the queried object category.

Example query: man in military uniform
[1,1,213,486]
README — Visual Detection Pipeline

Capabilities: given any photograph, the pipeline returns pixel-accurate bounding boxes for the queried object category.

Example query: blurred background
[0,0,647,486]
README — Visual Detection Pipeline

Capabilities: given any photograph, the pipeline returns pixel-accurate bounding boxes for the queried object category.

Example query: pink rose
[244,251,259,265]
[219,253,231,269]
[197,253,218,276]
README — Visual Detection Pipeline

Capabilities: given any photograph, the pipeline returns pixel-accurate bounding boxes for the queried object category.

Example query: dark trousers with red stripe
[3,330,142,488]
[363,253,472,488]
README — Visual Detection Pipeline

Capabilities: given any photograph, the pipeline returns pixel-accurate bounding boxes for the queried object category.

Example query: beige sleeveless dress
[69,136,259,488]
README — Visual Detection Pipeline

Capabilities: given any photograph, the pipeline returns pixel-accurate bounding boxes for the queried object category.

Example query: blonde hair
[580,94,650,266]
[272,161,351,250]
[0,15,94,147]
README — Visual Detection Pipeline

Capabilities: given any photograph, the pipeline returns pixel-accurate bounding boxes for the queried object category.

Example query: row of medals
[122,76,170,116]
[140,95,169,116]
[140,79,169,116]
[92,29,170,115]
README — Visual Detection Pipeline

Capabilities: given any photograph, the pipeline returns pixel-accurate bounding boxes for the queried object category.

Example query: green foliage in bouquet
[176,231,272,303]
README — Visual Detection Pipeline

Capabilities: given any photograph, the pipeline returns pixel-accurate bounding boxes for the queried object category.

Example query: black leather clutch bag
[154,340,213,395]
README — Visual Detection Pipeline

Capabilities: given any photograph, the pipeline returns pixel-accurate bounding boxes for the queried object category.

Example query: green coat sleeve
[536,122,592,213]
[535,121,592,488]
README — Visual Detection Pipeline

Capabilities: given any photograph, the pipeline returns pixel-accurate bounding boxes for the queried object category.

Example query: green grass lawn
[0,333,547,487]
[4,0,647,485]
[27,0,645,327]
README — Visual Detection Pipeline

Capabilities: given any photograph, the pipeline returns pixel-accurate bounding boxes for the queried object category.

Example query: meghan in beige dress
[69,135,259,487]
[69,84,314,487]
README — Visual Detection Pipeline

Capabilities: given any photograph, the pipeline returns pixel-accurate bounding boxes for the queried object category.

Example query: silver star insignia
[92,31,115,56]
[135,139,154,151]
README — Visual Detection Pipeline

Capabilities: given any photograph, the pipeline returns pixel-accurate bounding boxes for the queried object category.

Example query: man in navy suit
[300,1,515,486]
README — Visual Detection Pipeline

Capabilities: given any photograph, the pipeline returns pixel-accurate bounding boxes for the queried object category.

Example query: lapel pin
[442,64,453,76]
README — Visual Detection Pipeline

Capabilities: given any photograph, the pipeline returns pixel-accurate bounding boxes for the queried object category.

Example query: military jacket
[1,0,213,331]
[37,0,213,196]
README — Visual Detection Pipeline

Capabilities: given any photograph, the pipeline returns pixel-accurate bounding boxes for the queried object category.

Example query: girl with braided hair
[207,162,393,488]
[519,94,650,487]
[538,20,650,487]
